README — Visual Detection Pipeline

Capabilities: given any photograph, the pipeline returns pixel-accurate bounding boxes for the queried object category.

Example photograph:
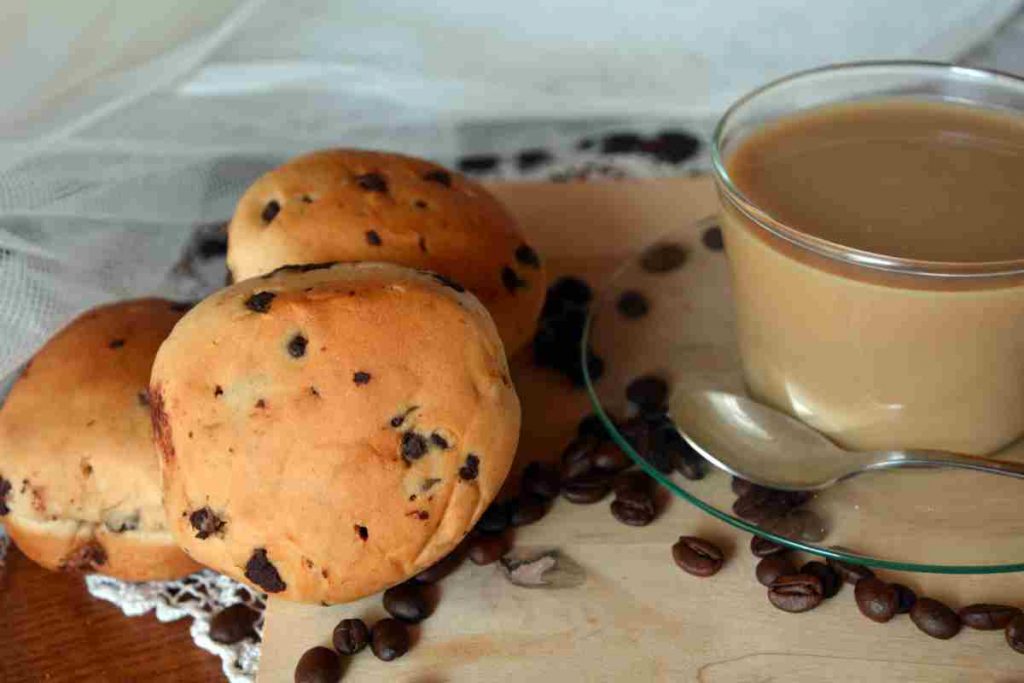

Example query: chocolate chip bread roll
[225,149,545,354]
[151,262,520,603]
[0,299,201,580]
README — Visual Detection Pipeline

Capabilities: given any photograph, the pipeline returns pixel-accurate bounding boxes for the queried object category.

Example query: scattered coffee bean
[561,471,613,504]
[414,546,466,584]
[762,508,828,543]
[521,462,560,501]
[625,375,668,413]
[261,200,280,225]
[756,555,795,587]
[732,488,811,524]
[648,130,700,164]
[617,290,649,319]
[800,561,841,599]
[592,441,631,473]
[854,577,899,623]
[893,583,917,614]
[561,436,599,479]
[509,494,549,527]
[209,603,259,644]
[672,536,724,577]
[1005,613,1024,654]
[826,557,875,585]
[383,582,431,623]
[294,646,341,683]
[610,489,655,527]
[516,149,552,171]
[750,536,785,558]
[767,574,824,613]
[731,476,753,497]
[702,226,724,251]
[475,502,510,535]
[959,603,1021,631]
[640,242,688,273]
[468,533,510,566]
[370,618,410,661]
[911,598,961,640]
[602,132,643,154]
[458,155,499,173]
[613,470,651,497]
[332,618,369,655]
[577,412,613,441]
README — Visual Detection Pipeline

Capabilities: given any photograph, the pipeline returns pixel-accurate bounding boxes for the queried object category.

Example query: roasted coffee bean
[959,603,1022,631]
[468,533,510,566]
[854,577,899,623]
[731,476,753,496]
[561,471,613,504]
[509,494,549,527]
[767,574,824,613]
[209,603,259,644]
[764,508,828,543]
[413,547,465,584]
[672,536,724,577]
[1005,613,1024,654]
[560,436,599,480]
[647,420,692,475]
[826,557,875,585]
[516,150,552,172]
[625,375,669,413]
[648,130,700,164]
[911,598,961,640]
[750,536,785,558]
[732,488,811,524]
[370,618,411,661]
[755,555,794,587]
[577,412,613,441]
[639,242,688,273]
[670,440,705,481]
[889,583,917,614]
[458,155,499,174]
[800,561,841,599]
[610,487,656,527]
[294,646,341,683]
[521,461,560,501]
[616,290,649,319]
[383,582,431,623]
[613,470,652,497]
[474,502,510,535]
[592,441,631,473]
[332,618,370,655]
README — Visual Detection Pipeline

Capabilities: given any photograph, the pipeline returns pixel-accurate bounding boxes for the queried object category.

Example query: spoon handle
[868,449,1024,480]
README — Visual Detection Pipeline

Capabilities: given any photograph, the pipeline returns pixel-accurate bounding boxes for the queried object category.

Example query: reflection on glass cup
[712,62,1024,455]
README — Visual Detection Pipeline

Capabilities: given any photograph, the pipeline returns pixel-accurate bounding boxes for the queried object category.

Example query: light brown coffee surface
[727,98,1024,263]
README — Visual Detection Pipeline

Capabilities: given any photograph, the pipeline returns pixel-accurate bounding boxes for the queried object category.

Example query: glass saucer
[582,217,1024,574]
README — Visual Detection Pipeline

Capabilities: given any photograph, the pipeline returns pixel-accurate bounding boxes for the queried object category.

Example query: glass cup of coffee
[712,62,1024,455]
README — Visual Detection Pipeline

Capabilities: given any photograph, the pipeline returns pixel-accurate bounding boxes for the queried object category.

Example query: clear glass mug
[711,62,1024,455]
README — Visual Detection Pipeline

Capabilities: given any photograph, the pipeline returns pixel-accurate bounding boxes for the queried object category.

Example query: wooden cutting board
[258,177,1024,682]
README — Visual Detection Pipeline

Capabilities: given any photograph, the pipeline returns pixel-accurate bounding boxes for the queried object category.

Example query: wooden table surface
[0,545,222,682]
